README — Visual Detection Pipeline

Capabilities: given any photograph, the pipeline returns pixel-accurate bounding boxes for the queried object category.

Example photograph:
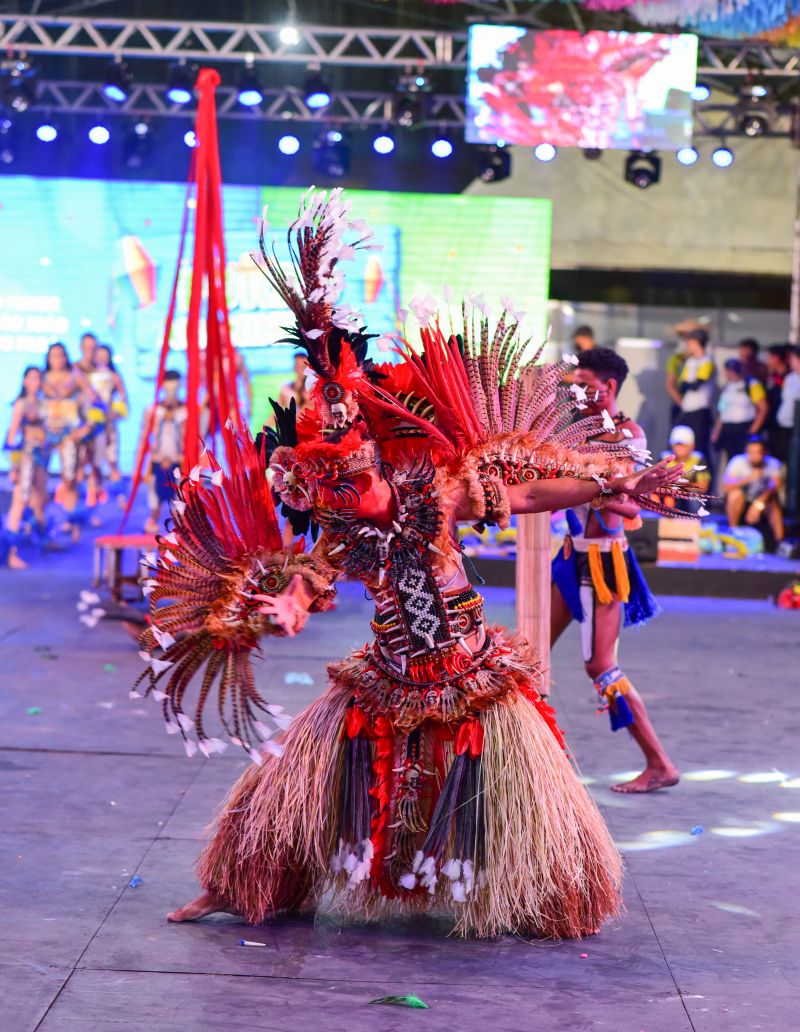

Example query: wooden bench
[93,533,157,603]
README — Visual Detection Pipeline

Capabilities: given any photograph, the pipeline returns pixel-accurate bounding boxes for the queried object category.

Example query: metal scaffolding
[0,12,799,77]
[25,78,792,139]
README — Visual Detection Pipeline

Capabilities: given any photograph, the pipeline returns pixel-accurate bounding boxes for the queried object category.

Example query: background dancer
[86,344,129,488]
[140,370,186,534]
[42,342,90,541]
[551,347,681,794]
[3,367,50,569]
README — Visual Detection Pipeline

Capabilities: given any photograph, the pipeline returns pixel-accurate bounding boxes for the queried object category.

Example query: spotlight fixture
[278,133,300,155]
[745,82,768,100]
[237,63,263,108]
[691,82,711,102]
[583,148,603,160]
[624,151,661,189]
[1,54,36,113]
[303,74,331,110]
[676,145,699,166]
[122,120,153,168]
[533,142,556,162]
[431,134,453,159]
[711,145,734,168]
[393,71,432,128]
[184,129,198,148]
[313,128,349,177]
[740,113,768,137]
[166,63,194,105]
[0,116,16,165]
[102,59,132,103]
[477,144,511,183]
[88,124,111,145]
[36,121,58,143]
[373,131,395,156]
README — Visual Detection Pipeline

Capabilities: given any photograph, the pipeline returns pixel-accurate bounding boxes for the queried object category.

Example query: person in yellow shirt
[711,358,768,470]
[677,328,716,475]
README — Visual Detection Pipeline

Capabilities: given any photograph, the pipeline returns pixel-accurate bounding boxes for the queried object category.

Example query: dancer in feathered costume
[135,189,696,939]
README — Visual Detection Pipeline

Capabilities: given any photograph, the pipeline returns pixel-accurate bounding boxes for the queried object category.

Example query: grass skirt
[198,635,622,939]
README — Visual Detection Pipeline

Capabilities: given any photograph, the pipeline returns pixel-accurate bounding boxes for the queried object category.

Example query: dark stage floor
[1,535,799,1031]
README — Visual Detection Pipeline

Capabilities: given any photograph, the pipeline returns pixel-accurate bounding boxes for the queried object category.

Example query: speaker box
[627,518,659,562]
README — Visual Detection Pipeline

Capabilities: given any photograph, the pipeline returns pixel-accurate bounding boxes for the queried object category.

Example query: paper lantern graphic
[363,254,384,305]
[113,235,157,308]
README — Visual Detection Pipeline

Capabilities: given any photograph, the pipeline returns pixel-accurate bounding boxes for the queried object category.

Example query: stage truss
[0,12,799,78]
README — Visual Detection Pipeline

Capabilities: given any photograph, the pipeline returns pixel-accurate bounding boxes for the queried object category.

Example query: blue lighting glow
[711,146,734,168]
[36,124,58,143]
[238,88,263,108]
[183,130,198,148]
[102,84,128,104]
[676,146,699,166]
[373,134,395,155]
[167,86,193,105]
[88,125,111,145]
[278,134,300,155]
[306,90,331,110]
[431,137,453,159]
[691,83,711,102]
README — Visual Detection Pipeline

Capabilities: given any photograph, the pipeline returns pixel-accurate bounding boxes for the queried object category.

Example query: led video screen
[0,177,551,468]
[467,26,698,151]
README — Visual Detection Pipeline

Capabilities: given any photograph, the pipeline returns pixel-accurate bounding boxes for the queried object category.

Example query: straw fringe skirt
[198,644,622,939]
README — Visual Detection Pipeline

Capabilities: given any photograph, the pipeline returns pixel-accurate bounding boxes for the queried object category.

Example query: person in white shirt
[712,358,768,469]
[780,346,796,439]
[723,436,784,546]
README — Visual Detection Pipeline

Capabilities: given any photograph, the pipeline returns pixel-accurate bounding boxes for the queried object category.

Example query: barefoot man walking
[551,348,681,794]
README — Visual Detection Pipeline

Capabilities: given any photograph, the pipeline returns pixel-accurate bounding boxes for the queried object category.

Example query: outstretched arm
[506,459,685,516]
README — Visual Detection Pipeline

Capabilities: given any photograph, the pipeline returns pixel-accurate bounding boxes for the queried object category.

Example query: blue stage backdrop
[0,176,551,470]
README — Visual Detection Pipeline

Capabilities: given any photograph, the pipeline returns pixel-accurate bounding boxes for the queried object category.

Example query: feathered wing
[133,430,338,761]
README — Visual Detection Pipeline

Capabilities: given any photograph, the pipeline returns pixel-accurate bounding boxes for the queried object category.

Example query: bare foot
[612,767,680,794]
[167,890,236,922]
[8,550,28,570]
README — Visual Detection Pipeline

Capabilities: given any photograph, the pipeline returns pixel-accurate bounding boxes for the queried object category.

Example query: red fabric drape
[121,67,241,528]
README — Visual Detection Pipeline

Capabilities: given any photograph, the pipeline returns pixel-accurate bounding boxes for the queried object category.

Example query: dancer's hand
[611,457,685,498]
[254,574,310,636]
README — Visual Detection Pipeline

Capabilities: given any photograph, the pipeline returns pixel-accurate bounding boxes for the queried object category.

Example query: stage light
[88,124,111,145]
[4,78,34,113]
[313,128,349,177]
[102,59,132,103]
[0,116,15,164]
[1,54,36,113]
[624,151,661,189]
[373,132,395,156]
[711,145,734,168]
[682,769,736,781]
[280,25,300,46]
[691,81,711,102]
[166,63,193,105]
[237,62,263,107]
[746,82,768,99]
[392,71,431,128]
[741,114,768,137]
[533,142,556,162]
[477,144,511,183]
[431,135,453,159]
[676,146,699,166]
[36,122,58,143]
[123,120,153,168]
[278,133,300,155]
[583,148,602,160]
[304,74,331,110]
[739,770,785,783]
[183,129,198,148]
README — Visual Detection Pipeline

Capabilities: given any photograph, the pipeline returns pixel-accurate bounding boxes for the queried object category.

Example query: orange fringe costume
[135,190,700,939]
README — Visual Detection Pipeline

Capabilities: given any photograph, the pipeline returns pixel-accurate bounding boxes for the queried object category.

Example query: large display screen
[467,26,698,151]
[0,177,551,468]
